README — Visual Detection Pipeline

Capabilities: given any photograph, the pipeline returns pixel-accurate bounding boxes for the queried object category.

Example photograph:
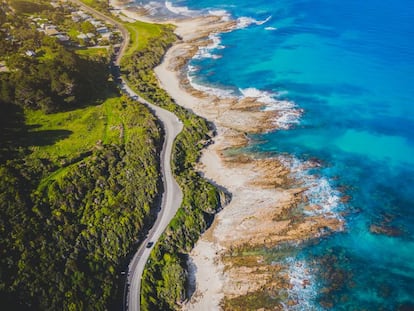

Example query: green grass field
[123,21,166,57]
[25,97,125,164]
[75,47,109,58]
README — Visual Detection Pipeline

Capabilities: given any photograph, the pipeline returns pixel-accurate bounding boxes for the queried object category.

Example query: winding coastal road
[68,0,129,65]
[68,1,183,310]
[121,83,183,311]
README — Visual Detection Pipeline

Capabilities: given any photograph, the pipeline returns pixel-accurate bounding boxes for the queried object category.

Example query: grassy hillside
[0,94,163,310]
[123,21,174,59]
[0,3,164,309]
[1,0,224,309]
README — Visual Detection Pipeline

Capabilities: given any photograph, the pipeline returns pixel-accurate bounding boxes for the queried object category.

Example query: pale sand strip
[153,19,294,310]
[109,3,343,309]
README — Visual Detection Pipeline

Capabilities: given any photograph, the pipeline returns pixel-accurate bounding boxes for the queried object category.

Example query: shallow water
[134,0,414,309]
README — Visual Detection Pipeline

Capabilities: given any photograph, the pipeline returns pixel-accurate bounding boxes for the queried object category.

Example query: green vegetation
[79,0,110,12]
[9,0,51,14]
[0,31,113,112]
[1,0,225,309]
[0,3,164,310]
[123,21,174,59]
[75,47,109,58]
[0,95,163,310]
[120,20,225,311]
[25,97,131,164]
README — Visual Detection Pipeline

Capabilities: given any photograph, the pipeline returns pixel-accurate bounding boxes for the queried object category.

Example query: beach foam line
[237,15,272,29]
[187,72,235,98]
[186,32,237,98]
[165,1,199,17]
[208,9,231,21]
[193,33,224,60]
[143,2,164,16]
[283,257,320,311]
[240,87,302,129]
[278,155,344,220]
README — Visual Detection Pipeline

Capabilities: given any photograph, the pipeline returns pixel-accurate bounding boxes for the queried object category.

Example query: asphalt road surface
[121,82,183,311]
[68,2,183,310]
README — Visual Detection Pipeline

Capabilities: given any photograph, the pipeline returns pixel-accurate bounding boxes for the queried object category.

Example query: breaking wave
[237,15,272,29]
[165,1,199,16]
[240,88,302,130]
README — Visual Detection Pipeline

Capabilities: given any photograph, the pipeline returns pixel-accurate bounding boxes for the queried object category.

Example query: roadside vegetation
[0,1,163,310]
[1,0,224,310]
[120,19,225,311]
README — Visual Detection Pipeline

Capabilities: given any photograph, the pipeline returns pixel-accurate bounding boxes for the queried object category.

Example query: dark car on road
[146,242,154,248]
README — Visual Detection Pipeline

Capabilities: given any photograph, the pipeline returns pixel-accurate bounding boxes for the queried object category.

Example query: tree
[81,21,95,35]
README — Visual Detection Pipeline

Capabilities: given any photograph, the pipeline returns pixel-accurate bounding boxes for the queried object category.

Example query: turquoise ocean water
[133,0,414,309]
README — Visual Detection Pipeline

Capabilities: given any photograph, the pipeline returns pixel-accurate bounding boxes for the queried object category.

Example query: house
[100,32,112,41]
[71,15,81,23]
[0,61,9,72]
[76,11,90,20]
[50,2,60,9]
[45,25,57,30]
[77,33,88,40]
[90,19,102,27]
[56,34,70,42]
[96,26,109,34]
[25,50,36,57]
[45,28,59,36]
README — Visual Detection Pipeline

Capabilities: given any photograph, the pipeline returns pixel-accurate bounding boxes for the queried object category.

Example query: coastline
[111,2,344,309]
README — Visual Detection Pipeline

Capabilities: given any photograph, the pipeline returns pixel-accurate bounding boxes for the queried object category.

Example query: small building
[96,26,109,34]
[0,61,9,72]
[56,34,70,42]
[25,50,36,57]
[100,32,112,41]
[90,20,102,27]
[45,25,57,30]
[77,11,90,20]
[50,2,60,9]
[45,28,59,36]
[72,15,81,23]
[77,33,88,40]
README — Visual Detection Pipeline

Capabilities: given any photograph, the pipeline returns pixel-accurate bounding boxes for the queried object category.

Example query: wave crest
[240,88,302,129]
[165,1,199,16]
[278,155,344,220]
[283,258,320,311]
[237,15,272,29]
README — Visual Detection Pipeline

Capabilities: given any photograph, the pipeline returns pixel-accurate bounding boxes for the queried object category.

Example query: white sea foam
[186,32,235,98]
[208,9,231,21]
[193,33,224,60]
[237,15,272,29]
[283,258,321,311]
[187,65,233,98]
[277,155,344,220]
[138,1,165,16]
[240,88,302,129]
[165,1,199,16]
[187,73,235,98]
[265,26,277,31]
[240,87,275,103]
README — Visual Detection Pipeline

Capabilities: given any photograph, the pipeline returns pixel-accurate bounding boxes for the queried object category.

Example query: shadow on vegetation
[0,102,72,163]
[25,128,72,146]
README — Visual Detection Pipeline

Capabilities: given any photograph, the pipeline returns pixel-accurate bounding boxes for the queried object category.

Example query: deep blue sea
[134,0,414,309]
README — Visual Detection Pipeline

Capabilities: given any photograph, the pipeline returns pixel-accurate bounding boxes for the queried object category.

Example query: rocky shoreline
[110,3,345,309]
[154,16,344,310]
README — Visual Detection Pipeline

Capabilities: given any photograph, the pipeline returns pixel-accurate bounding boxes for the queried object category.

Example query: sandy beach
[110,2,344,309]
